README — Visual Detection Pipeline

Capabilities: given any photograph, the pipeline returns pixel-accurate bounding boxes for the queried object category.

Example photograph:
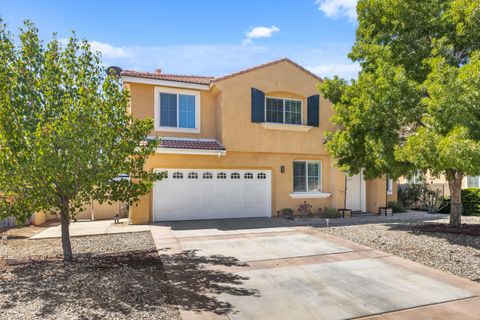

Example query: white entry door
[153,169,272,221]
[346,170,366,212]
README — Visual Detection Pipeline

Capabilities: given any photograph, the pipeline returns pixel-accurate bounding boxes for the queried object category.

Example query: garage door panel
[153,169,272,221]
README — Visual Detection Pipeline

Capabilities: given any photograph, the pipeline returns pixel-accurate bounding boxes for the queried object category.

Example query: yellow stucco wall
[130,151,349,224]
[366,178,398,213]
[213,61,333,154]
[128,83,218,139]
[125,60,396,224]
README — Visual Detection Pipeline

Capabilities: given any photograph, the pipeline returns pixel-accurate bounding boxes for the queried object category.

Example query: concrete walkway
[30,219,150,239]
[151,218,480,320]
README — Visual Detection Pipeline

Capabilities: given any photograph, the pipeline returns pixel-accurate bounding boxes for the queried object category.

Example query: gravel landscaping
[320,215,480,282]
[0,227,181,320]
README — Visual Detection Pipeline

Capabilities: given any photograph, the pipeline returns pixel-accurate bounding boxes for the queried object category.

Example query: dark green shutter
[251,88,265,123]
[307,94,320,127]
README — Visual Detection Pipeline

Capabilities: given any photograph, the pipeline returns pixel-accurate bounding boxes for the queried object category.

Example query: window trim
[154,86,201,133]
[387,177,393,195]
[264,96,303,125]
[292,160,322,193]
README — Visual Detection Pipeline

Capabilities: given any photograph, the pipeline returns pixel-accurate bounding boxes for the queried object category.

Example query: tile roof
[159,138,225,151]
[121,70,214,85]
[121,58,322,85]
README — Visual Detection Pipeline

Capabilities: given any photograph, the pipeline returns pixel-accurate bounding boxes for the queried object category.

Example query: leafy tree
[320,0,480,226]
[0,20,163,261]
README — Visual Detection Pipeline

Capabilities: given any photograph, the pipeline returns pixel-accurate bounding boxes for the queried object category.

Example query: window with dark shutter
[307,95,320,127]
[251,88,265,123]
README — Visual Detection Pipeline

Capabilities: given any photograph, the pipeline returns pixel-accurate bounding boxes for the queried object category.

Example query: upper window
[468,176,480,188]
[217,172,227,179]
[231,173,240,179]
[244,173,254,179]
[265,97,302,125]
[155,87,200,132]
[293,161,321,192]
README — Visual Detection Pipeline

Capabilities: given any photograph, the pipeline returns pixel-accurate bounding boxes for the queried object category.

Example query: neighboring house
[399,172,478,197]
[122,58,397,224]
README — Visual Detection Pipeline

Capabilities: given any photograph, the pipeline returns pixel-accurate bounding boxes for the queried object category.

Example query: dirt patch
[415,223,480,236]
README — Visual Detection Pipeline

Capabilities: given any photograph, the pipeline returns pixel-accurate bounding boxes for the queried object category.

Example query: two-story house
[121,58,396,224]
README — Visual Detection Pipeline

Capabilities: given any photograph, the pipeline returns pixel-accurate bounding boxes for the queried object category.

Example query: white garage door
[153,169,272,221]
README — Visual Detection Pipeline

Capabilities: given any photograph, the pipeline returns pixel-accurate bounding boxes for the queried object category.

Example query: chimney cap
[155,68,162,74]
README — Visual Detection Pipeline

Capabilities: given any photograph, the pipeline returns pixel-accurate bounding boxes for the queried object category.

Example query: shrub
[398,183,432,208]
[279,208,294,218]
[461,188,480,216]
[437,188,480,216]
[297,201,313,217]
[388,201,407,213]
[321,207,341,218]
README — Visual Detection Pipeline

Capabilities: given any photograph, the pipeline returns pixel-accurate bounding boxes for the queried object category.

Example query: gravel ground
[0,227,181,320]
[320,215,480,282]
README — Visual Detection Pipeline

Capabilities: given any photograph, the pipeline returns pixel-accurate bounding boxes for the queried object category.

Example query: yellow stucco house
[121,58,396,224]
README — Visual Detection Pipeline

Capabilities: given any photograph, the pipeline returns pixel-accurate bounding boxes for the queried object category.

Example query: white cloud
[308,63,360,80]
[243,25,280,44]
[315,0,357,20]
[89,41,133,59]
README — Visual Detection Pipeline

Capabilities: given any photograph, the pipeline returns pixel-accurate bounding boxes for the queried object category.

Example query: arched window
[217,172,227,179]
[244,173,254,179]
[173,172,183,179]
[188,172,198,179]
[203,172,213,179]
[257,173,266,179]
[231,172,240,179]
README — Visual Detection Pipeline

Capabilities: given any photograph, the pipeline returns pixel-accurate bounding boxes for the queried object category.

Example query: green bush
[462,188,480,216]
[437,188,480,216]
[388,201,407,213]
[321,207,341,218]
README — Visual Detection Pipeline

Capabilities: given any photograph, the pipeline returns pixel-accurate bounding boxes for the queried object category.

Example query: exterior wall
[33,211,47,226]
[125,61,396,223]
[366,178,398,213]
[129,151,390,223]
[128,82,218,139]
[130,151,348,224]
[213,61,333,155]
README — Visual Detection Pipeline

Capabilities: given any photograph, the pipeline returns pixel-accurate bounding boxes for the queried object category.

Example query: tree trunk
[447,170,463,228]
[60,199,73,262]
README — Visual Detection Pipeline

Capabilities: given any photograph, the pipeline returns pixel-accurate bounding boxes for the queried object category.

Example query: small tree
[0,20,163,261]
[320,0,480,227]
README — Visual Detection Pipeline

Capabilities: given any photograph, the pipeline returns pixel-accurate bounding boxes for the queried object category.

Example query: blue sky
[0,0,359,79]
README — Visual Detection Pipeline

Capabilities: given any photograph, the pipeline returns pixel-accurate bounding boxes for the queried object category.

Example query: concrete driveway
[151,218,480,320]
[30,219,150,239]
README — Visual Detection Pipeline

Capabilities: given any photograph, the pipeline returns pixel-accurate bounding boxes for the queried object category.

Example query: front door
[346,170,366,212]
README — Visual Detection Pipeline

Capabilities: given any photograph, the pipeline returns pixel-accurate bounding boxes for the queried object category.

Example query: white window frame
[292,160,322,193]
[264,96,303,125]
[467,176,480,188]
[387,177,393,195]
[154,86,201,133]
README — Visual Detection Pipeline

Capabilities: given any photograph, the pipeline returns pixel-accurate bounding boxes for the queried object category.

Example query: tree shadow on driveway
[160,249,259,315]
[0,249,259,319]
